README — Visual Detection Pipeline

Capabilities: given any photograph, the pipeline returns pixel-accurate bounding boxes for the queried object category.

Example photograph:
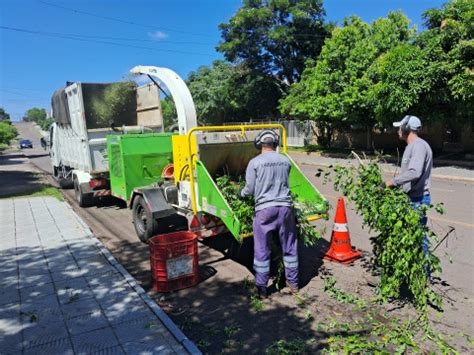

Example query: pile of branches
[329,154,444,311]
[216,175,325,246]
[90,81,136,127]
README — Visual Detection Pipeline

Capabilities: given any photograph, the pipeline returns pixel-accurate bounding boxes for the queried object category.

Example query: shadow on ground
[0,236,182,353]
[0,171,46,198]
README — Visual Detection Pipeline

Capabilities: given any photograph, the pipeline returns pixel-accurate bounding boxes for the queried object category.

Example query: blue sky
[0,0,445,121]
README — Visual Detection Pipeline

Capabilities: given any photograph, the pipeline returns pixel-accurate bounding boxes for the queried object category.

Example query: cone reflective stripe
[333,223,348,232]
[324,197,361,264]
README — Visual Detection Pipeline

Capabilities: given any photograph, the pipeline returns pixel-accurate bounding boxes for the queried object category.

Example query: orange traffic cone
[323,197,361,264]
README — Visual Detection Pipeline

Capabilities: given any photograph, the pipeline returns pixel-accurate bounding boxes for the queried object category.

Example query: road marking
[430,215,474,229]
[322,194,473,228]
[431,187,455,193]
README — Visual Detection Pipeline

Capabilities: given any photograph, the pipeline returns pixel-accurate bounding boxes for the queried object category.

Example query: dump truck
[50,65,328,243]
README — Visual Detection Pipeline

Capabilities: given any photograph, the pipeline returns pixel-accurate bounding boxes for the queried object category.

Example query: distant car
[19,139,33,149]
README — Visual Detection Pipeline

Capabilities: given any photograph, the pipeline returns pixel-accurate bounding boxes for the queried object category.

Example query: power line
[0,26,217,57]
[0,87,49,92]
[4,29,214,46]
[38,0,329,39]
[0,88,48,98]
[38,0,214,38]
[52,32,215,46]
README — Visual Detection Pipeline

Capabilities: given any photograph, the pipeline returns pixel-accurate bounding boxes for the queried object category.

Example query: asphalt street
[15,121,474,341]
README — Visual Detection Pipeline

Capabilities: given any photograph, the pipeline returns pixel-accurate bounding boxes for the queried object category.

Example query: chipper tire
[74,178,94,208]
[132,195,159,243]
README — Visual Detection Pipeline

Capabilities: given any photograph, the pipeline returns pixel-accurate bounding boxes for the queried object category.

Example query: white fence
[223,120,311,147]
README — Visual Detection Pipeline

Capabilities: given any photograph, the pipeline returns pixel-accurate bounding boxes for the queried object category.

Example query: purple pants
[253,206,298,287]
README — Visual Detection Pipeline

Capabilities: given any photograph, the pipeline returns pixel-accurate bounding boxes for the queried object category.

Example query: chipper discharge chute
[172,124,328,240]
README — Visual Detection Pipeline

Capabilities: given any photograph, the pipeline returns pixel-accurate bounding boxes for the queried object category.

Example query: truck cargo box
[50,82,163,175]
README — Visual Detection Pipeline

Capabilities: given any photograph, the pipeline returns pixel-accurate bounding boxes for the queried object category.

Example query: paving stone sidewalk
[0,196,200,354]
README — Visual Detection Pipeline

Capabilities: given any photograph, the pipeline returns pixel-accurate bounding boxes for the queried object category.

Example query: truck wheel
[59,178,74,189]
[74,179,94,207]
[132,196,159,243]
[54,167,73,189]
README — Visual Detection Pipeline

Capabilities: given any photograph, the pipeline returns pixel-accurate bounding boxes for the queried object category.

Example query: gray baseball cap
[393,115,422,130]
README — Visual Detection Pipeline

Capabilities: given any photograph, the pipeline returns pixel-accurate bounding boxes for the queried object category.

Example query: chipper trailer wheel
[132,195,159,243]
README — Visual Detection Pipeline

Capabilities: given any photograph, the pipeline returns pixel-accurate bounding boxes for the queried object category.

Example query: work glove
[237,189,245,200]
[379,181,386,189]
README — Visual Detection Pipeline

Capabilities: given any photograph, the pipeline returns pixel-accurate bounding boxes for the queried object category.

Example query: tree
[217,0,330,85]
[368,43,434,124]
[0,121,18,146]
[280,12,414,147]
[0,107,10,121]
[414,0,474,138]
[24,107,54,131]
[24,108,47,122]
[187,60,282,124]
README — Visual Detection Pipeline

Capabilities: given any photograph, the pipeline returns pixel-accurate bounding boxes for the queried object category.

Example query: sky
[0,0,445,121]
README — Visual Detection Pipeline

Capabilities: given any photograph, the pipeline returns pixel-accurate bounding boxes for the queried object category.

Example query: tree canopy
[187,60,282,124]
[0,108,10,121]
[279,12,414,146]
[217,0,330,84]
[24,107,54,131]
[24,108,47,122]
[416,0,473,127]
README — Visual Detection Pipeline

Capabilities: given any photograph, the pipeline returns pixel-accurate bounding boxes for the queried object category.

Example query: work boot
[256,286,268,299]
[286,281,299,295]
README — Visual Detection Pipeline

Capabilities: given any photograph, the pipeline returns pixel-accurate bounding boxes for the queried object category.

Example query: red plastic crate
[149,231,199,292]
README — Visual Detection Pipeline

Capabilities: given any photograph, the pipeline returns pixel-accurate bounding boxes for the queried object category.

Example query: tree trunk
[366,127,372,151]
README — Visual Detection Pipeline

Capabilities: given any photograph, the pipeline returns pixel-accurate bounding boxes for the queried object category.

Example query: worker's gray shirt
[241,151,292,211]
[393,137,432,199]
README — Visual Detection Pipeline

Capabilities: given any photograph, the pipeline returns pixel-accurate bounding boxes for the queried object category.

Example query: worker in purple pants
[240,129,298,298]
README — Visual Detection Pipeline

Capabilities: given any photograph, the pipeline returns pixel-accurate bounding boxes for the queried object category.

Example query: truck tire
[132,195,159,243]
[59,178,74,189]
[74,178,94,207]
[54,166,73,189]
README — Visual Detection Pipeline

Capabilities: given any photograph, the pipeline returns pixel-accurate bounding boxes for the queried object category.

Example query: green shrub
[0,121,18,145]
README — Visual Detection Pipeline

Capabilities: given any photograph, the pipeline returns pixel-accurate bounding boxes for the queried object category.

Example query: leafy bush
[329,155,443,310]
[0,121,18,145]
[37,117,54,131]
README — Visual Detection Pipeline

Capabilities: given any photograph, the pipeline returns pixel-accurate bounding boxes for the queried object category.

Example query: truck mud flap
[135,188,176,219]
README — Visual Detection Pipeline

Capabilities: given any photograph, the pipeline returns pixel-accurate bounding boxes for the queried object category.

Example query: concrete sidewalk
[288,151,474,182]
[0,196,200,354]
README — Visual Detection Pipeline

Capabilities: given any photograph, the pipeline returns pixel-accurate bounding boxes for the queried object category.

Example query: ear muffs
[401,122,410,136]
[254,129,280,149]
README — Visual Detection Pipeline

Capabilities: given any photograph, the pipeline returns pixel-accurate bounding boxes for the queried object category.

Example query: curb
[70,206,202,355]
[295,159,474,184]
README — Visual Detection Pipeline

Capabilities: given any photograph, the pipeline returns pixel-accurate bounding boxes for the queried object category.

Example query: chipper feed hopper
[170,124,328,240]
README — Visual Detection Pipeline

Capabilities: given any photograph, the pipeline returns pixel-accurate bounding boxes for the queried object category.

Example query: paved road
[16,122,474,347]
[15,122,53,175]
